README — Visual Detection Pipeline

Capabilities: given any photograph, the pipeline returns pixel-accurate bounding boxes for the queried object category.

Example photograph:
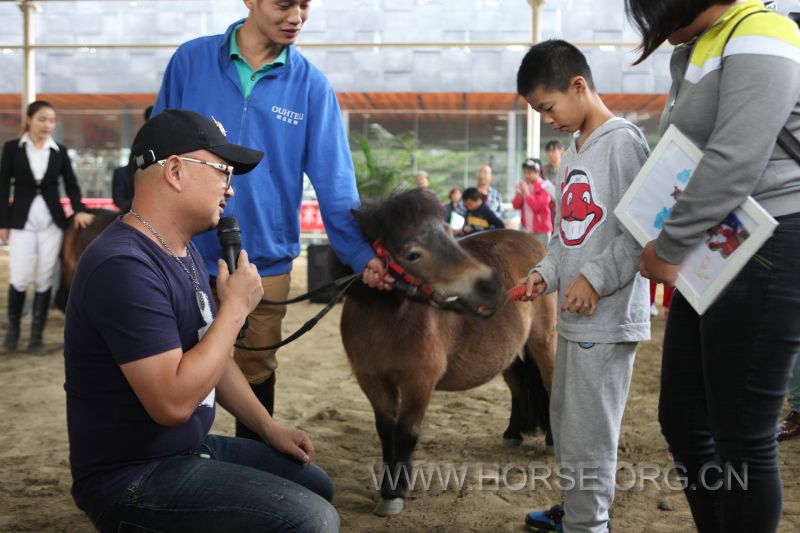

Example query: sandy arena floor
[0,251,798,532]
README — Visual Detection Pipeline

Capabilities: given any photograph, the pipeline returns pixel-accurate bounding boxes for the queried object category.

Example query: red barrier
[60,198,118,217]
[59,198,327,233]
[299,200,325,232]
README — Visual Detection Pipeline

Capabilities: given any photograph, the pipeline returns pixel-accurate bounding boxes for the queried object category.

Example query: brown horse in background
[338,189,557,516]
[54,208,118,311]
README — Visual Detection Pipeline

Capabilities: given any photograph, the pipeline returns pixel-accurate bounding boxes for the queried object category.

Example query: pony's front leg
[358,376,404,515]
[372,411,406,517]
[373,377,436,516]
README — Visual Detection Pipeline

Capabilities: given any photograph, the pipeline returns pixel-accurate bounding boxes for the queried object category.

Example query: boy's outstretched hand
[516,272,547,302]
[563,274,598,315]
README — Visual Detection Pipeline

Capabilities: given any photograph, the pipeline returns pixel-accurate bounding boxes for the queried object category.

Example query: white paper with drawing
[614,125,778,315]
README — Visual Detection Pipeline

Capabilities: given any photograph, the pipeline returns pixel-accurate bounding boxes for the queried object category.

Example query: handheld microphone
[217,216,241,274]
[217,217,248,339]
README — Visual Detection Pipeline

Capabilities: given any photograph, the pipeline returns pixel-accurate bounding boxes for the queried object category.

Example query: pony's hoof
[502,437,523,447]
[374,497,405,516]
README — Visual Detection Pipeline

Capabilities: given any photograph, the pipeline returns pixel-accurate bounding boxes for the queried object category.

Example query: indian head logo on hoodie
[560,168,605,248]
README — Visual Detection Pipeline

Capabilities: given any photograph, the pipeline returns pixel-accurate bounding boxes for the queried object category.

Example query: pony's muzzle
[456,270,505,318]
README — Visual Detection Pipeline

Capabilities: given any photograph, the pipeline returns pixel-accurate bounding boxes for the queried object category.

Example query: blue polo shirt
[229,23,288,99]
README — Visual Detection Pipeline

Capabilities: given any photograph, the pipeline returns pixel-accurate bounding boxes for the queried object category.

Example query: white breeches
[8,196,63,292]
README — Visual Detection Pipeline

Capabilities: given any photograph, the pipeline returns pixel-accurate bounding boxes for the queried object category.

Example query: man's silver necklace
[128,209,207,312]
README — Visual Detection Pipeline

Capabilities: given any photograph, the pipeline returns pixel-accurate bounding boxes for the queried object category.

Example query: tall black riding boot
[3,286,26,353]
[235,373,276,442]
[27,289,51,356]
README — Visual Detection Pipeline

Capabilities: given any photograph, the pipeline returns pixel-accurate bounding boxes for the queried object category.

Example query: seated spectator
[461,186,505,234]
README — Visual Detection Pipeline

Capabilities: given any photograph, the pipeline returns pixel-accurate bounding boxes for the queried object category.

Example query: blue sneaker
[525,504,564,532]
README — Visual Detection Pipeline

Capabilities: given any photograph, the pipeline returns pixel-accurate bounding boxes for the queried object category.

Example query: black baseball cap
[131,109,263,175]
[522,157,542,171]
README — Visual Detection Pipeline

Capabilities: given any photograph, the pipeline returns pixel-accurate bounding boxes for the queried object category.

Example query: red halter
[372,239,524,307]
[372,239,435,298]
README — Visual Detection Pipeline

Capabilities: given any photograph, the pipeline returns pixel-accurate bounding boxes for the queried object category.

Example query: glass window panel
[3,0,648,49]
[306,0,535,44]
[344,88,665,204]
[58,103,148,198]
[35,48,173,93]
[33,0,247,45]
[0,94,22,145]
[0,48,22,93]
[0,2,21,44]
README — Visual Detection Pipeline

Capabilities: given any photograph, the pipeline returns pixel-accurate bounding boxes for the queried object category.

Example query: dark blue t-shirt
[64,220,217,514]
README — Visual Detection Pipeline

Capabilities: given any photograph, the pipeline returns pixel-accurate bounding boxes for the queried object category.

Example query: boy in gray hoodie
[516,40,650,533]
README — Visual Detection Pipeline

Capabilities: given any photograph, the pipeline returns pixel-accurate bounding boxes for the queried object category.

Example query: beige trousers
[235,273,291,384]
[214,273,291,385]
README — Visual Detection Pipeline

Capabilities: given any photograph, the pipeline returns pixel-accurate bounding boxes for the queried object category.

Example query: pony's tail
[522,346,550,435]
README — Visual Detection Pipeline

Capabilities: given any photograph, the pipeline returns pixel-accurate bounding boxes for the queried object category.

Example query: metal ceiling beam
[19,0,41,122]
[0,40,644,51]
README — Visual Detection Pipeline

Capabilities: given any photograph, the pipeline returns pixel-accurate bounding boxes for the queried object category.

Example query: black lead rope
[257,272,362,305]
[233,273,362,351]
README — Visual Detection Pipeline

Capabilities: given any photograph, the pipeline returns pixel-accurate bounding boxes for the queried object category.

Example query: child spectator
[513,157,555,246]
[515,40,650,533]
[461,187,505,235]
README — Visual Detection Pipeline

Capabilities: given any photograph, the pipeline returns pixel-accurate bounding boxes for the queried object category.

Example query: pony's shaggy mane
[353,188,445,244]
[328,188,446,279]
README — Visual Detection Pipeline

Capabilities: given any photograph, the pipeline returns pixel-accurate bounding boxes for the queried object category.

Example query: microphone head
[217,216,241,244]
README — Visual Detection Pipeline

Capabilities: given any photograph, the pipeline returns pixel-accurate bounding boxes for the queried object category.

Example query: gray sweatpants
[550,336,637,533]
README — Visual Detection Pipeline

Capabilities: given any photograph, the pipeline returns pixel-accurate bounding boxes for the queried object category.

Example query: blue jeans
[88,435,339,533]
[658,213,800,533]
[787,351,800,412]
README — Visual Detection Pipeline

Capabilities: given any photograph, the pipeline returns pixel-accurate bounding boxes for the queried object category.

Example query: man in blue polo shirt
[153,0,391,438]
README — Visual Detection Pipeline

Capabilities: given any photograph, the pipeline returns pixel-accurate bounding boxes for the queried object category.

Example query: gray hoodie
[534,117,651,344]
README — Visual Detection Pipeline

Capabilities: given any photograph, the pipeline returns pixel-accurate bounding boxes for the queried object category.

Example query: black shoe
[525,504,612,532]
[525,504,564,532]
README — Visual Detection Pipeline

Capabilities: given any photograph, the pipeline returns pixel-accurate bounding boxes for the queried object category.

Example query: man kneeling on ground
[63,109,339,532]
